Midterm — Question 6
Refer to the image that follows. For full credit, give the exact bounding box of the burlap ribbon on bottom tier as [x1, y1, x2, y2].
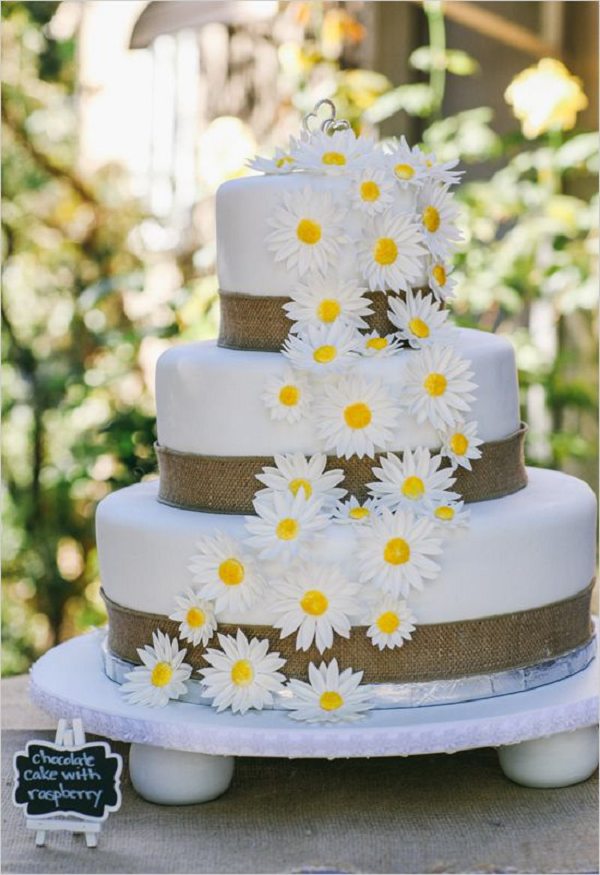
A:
[102, 582, 594, 684]
[156, 424, 527, 514]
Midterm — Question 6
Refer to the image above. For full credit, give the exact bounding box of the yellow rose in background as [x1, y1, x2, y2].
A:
[504, 58, 588, 139]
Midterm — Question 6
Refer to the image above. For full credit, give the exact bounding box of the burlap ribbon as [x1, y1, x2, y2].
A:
[218, 288, 433, 352]
[156, 424, 527, 514]
[102, 582, 594, 684]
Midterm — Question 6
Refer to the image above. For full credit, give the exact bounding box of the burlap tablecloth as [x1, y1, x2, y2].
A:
[2, 675, 598, 875]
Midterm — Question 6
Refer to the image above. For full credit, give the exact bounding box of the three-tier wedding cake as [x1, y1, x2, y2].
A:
[96, 104, 596, 723]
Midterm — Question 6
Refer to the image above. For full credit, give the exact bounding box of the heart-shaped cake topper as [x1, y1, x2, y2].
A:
[302, 99, 350, 136]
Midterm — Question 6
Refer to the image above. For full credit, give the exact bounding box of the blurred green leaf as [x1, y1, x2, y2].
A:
[410, 46, 480, 76]
[363, 83, 435, 123]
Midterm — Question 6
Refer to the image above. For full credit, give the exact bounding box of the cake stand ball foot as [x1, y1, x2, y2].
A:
[498, 725, 599, 788]
[129, 743, 235, 805]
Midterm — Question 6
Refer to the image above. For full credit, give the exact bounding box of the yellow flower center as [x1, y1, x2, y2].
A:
[322, 151, 346, 166]
[319, 690, 344, 711]
[366, 336, 388, 351]
[300, 589, 329, 616]
[432, 264, 447, 286]
[373, 237, 398, 266]
[349, 506, 370, 520]
[344, 402, 372, 430]
[435, 505, 455, 522]
[313, 344, 337, 364]
[218, 558, 245, 586]
[401, 476, 425, 500]
[276, 518, 299, 541]
[426, 159, 433, 168]
[296, 218, 322, 245]
[186, 607, 205, 628]
[289, 478, 312, 499]
[151, 662, 174, 688]
[275, 155, 294, 168]
[423, 206, 441, 233]
[231, 659, 254, 687]
[360, 180, 380, 201]
[450, 432, 469, 455]
[279, 384, 300, 407]
[408, 317, 430, 339]
[394, 163, 415, 180]
[384, 537, 411, 565]
[376, 611, 400, 634]
[424, 372, 447, 396]
[317, 298, 341, 323]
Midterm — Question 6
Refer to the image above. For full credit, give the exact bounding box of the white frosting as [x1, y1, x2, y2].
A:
[216, 173, 427, 295]
[97, 467, 597, 626]
[155, 328, 520, 455]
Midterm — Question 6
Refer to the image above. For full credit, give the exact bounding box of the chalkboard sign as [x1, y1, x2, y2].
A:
[13, 740, 122, 821]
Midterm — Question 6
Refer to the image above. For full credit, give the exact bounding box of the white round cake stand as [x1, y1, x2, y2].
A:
[30, 630, 599, 805]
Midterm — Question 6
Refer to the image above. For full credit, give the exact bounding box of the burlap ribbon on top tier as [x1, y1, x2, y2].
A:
[102, 582, 594, 684]
[155, 424, 527, 514]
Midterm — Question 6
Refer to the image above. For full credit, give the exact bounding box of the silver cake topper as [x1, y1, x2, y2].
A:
[302, 98, 351, 136]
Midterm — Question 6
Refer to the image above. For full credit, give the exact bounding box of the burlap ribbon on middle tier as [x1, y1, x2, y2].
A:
[155, 424, 527, 514]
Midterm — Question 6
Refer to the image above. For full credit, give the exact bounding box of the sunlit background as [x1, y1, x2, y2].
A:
[2, 0, 598, 675]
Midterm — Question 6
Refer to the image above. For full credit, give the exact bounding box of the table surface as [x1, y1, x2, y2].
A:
[2, 674, 598, 875]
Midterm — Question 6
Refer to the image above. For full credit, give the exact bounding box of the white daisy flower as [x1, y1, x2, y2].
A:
[332, 495, 380, 525]
[427, 259, 457, 301]
[199, 629, 287, 715]
[385, 135, 427, 187]
[284, 275, 373, 333]
[291, 128, 374, 173]
[440, 420, 484, 471]
[356, 507, 443, 597]
[271, 561, 363, 654]
[245, 491, 330, 563]
[283, 659, 372, 724]
[429, 499, 471, 532]
[255, 452, 346, 507]
[282, 322, 360, 374]
[188, 533, 265, 613]
[388, 290, 452, 349]
[266, 187, 348, 277]
[360, 331, 402, 357]
[121, 630, 192, 708]
[402, 345, 477, 430]
[261, 369, 312, 424]
[247, 148, 296, 174]
[169, 589, 217, 648]
[349, 166, 396, 215]
[314, 375, 399, 459]
[366, 596, 417, 651]
[368, 448, 458, 513]
[357, 212, 427, 293]
[417, 182, 462, 259]
[423, 152, 463, 186]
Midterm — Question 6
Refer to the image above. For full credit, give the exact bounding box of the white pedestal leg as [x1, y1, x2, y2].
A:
[129, 744, 235, 805]
[498, 725, 599, 788]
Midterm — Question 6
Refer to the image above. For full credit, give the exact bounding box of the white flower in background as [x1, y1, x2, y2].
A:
[291, 128, 374, 173]
[271, 561, 362, 653]
[188, 533, 265, 613]
[357, 212, 427, 293]
[255, 452, 346, 507]
[402, 345, 477, 429]
[121, 630, 192, 708]
[266, 187, 348, 277]
[429, 499, 471, 532]
[385, 136, 427, 187]
[356, 507, 443, 597]
[388, 290, 452, 349]
[422, 152, 463, 186]
[245, 491, 330, 563]
[368, 448, 458, 513]
[349, 166, 396, 215]
[247, 148, 297, 174]
[282, 323, 360, 374]
[427, 259, 457, 301]
[199, 630, 287, 715]
[169, 589, 217, 648]
[314, 375, 399, 459]
[359, 331, 402, 357]
[332, 495, 380, 525]
[440, 420, 483, 471]
[262, 369, 312, 424]
[417, 182, 462, 259]
[366, 596, 417, 651]
[283, 659, 372, 723]
[284, 275, 373, 333]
